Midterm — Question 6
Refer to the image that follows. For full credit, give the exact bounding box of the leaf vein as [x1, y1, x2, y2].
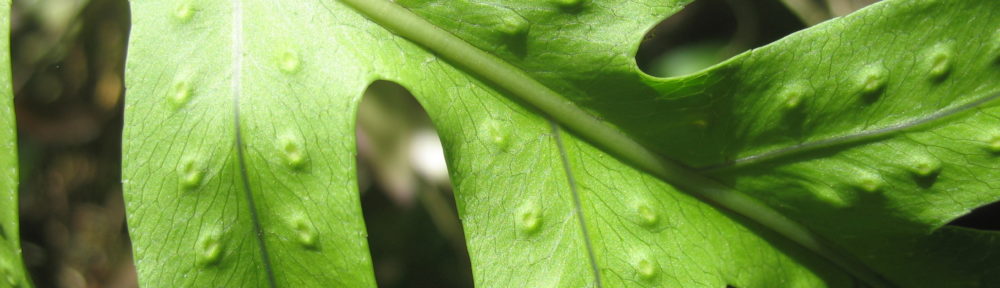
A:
[551, 120, 604, 287]
[230, 0, 277, 286]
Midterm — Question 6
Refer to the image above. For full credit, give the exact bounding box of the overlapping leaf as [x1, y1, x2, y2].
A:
[123, 0, 999, 287]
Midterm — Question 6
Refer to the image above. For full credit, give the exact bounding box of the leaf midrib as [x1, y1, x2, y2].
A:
[335, 0, 893, 287]
[230, 0, 277, 286]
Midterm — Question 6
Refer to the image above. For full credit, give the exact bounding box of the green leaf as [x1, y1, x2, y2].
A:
[122, 0, 999, 287]
[0, 1, 29, 287]
[122, 1, 375, 286]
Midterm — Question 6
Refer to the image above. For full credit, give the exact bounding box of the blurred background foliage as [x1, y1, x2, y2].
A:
[9, 0, 876, 287]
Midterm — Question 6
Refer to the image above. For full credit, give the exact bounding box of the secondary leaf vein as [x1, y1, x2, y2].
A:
[702, 89, 1000, 172]
[551, 120, 604, 287]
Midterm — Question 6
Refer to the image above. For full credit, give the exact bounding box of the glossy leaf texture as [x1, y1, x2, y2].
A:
[0, 1, 28, 287]
[122, 0, 1000, 287]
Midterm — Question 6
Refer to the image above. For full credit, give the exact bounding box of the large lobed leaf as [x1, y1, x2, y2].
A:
[122, 0, 999, 287]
